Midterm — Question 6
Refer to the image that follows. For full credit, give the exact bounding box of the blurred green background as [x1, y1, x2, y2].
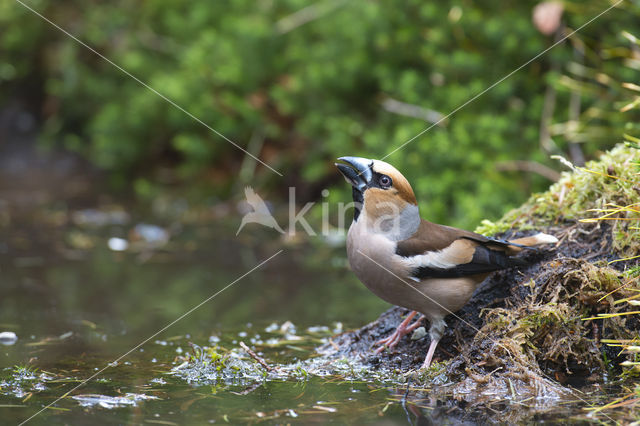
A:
[1, 0, 639, 229]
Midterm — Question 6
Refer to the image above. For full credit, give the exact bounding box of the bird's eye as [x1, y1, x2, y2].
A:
[379, 175, 392, 188]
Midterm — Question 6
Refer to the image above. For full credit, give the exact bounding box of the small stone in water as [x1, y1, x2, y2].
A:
[307, 325, 330, 333]
[265, 323, 279, 333]
[411, 326, 427, 341]
[279, 321, 295, 334]
[0, 331, 17, 345]
[132, 224, 169, 246]
[108, 237, 129, 251]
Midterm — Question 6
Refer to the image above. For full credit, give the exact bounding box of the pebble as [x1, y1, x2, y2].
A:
[410, 326, 427, 341]
[0, 331, 18, 345]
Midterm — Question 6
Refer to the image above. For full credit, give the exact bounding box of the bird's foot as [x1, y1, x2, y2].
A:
[373, 311, 424, 354]
[419, 337, 440, 369]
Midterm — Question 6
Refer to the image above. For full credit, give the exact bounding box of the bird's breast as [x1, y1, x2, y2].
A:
[346, 219, 416, 305]
[346, 219, 481, 320]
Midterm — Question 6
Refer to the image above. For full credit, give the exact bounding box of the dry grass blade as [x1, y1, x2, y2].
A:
[582, 311, 640, 320]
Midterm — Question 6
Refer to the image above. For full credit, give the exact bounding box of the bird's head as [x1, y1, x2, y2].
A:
[336, 156, 419, 239]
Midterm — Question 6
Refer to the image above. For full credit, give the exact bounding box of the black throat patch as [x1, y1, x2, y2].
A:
[351, 187, 363, 221]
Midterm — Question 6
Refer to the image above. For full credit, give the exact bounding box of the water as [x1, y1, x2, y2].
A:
[2, 210, 426, 424]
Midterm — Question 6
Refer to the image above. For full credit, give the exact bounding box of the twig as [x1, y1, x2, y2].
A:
[276, 0, 347, 34]
[539, 27, 564, 154]
[567, 35, 586, 166]
[402, 376, 413, 425]
[328, 338, 339, 351]
[495, 160, 561, 181]
[381, 97, 446, 125]
[230, 382, 263, 396]
[236, 126, 264, 187]
[239, 341, 273, 372]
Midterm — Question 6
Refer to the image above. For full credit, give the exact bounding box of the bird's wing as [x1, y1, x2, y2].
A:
[396, 220, 528, 280]
[244, 186, 271, 214]
[244, 186, 259, 205]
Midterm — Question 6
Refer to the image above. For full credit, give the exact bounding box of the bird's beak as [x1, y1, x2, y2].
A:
[335, 156, 373, 192]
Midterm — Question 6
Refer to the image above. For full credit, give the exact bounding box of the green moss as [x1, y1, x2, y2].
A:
[625, 265, 640, 278]
[481, 299, 598, 372]
[475, 143, 640, 257]
[11, 364, 39, 380]
[474, 219, 514, 236]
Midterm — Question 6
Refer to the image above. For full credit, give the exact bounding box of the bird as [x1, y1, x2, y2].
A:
[236, 186, 285, 235]
[335, 156, 558, 369]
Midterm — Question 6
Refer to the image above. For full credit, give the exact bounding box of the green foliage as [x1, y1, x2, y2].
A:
[2, 0, 640, 227]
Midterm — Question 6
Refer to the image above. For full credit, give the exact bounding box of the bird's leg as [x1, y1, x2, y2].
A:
[420, 337, 440, 369]
[374, 311, 424, 354]
[420, 318, 446, 369]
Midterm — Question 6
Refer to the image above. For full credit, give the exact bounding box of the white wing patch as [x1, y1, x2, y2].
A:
[399, 239, 475, 273]
[531, 232, 559, 244]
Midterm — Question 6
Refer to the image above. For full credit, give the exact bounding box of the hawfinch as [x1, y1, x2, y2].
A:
[335, 156, 558, 369]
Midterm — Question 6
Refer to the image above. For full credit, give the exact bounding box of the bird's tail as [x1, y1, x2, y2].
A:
[236, 219, 247, 236]
[506, 232, 558, 254]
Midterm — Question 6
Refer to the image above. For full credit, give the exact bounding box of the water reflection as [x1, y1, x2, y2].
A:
[1, 212, 403, 423]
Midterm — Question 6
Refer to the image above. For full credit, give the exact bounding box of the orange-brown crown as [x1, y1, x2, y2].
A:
[368, 159, 417, 206]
